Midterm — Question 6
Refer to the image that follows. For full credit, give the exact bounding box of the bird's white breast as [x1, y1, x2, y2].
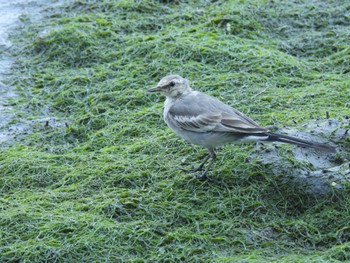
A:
[163, 97, 175, 123]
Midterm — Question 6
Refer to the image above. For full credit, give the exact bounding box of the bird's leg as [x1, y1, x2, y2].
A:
[181, 154, 210, 173]
[196, 148, 217, 180]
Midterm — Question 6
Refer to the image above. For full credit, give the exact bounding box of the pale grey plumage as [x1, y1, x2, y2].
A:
[148, 75, 335, 179]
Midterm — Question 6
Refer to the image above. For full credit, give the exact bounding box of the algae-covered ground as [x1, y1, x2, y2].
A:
[1, 0, 350, 262]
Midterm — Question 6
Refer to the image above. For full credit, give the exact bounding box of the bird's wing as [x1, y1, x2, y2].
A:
[218, 112, 268, 133]
[170, 112, 222, 132]
[168, 91, 268, 134]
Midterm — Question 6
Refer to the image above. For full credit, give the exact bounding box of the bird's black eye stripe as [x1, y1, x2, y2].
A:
[160, 81, 176, 90]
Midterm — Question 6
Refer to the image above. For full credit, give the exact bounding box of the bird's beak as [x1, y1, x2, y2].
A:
[147, 86, 161, 92]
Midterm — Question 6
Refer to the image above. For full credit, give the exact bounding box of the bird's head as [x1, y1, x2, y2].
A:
[148, 75, 191, 98]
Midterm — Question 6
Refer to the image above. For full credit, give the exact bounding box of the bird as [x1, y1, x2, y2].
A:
[148, 75, 336, 179]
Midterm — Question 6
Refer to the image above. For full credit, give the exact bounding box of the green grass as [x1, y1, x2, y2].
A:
[1, 0, 350, 262]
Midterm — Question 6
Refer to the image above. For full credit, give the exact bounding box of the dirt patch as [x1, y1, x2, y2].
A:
[252, 118, 350, 195]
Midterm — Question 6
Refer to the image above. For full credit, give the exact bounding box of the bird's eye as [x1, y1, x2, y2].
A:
[169, 81, 175, 87]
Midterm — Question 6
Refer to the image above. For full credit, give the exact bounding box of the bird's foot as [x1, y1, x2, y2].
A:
[181, 166, 203, 174]
[195, 173, 208, 180]
[195, 173, 218, 183]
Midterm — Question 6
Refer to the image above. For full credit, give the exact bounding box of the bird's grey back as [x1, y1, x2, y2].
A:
[170, 91, 261, 127]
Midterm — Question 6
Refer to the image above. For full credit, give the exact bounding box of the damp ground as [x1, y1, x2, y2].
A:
[252, 118, 350, 195]
[0, 0, 64, 145]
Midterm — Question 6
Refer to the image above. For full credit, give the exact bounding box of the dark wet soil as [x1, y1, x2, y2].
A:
[252, 118, 350, 195]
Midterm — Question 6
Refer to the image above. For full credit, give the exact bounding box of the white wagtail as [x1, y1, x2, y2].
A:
[148, 75, 336, 179]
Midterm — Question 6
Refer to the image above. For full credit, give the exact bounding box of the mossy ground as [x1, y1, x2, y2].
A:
[1, 0, 350, 262]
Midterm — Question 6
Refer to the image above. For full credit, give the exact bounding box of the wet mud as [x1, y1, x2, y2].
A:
[0, 1, 60, 145]
[252, 118, 350, 195]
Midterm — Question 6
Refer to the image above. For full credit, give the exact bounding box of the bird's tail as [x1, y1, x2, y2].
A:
[265, 132, 336, 153]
